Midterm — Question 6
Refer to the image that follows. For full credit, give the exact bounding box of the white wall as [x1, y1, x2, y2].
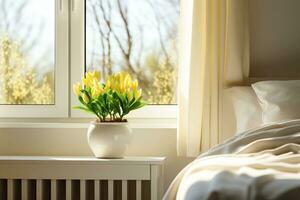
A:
[0, 127, 193, 191]
[250, 0, 300, 78]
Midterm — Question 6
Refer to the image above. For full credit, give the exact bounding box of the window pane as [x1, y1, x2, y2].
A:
[0, 0, 55, 105]
[86, 0, 179, 104]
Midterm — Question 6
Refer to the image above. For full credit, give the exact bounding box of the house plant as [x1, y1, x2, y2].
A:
[73, 71, 146, 158]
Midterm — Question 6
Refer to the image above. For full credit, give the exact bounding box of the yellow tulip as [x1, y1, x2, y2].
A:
[105, 78, 111, 89]
[119, 86, 124, 93]
[91, 70, 101, 81]
[73, 82, 82, 96]
[119, 80, 125, 92]
[124, 74, 132, 89]
[114, 83, 121, 93]
[92, 79, 100, 89]
[102, 72, 137, 94]
[127, 91, 133, 101]
[91, 80, 103, 98]
[135, 89, 142, 98]
[131, 80, 138, 91]
[82, 76, 92, 87]
[116, 72, 123, 82]
[83, 71, 101, 87]
[91, 88, 102, 99]
[81, 93, 90, 104]
[86, 71, 92, 79]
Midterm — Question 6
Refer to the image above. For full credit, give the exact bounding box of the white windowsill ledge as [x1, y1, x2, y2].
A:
[0, 118, 177, 129]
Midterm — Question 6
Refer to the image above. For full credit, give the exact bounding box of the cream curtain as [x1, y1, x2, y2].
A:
[177, 0, 250, 157]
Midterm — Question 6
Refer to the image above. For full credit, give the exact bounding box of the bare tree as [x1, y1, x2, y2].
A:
[92, 2, 107, 76]
[115, 0, 133, 73]
[88, 0, 179, 103]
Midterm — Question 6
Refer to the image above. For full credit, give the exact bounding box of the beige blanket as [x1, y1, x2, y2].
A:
[164, 120, 300, 200]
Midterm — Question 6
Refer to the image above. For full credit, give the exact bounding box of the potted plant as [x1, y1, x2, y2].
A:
[73, 71, 146, 158]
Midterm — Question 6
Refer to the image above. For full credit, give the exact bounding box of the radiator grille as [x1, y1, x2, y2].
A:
[0, 179, 150, 200]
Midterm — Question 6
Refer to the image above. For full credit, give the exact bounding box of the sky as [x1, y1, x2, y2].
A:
[85, 0, 179, 71]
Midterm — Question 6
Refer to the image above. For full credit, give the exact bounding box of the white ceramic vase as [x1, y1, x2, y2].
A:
[87, 121, 132, 158]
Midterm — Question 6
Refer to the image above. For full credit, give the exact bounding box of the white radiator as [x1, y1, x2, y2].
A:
[0, 156, 165, 200]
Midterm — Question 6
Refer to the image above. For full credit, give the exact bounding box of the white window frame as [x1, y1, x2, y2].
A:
[70, 0, 177, 119]
[0, 0, 69, 118]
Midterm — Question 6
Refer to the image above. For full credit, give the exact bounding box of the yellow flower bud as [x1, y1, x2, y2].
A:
[82, 77, 88, 86]
[85, 71, 93, 80]
[131, 80, 138, 91]
[91, 80, 103, 99]
[73, 82, 82, 96]
[83, 71, 101, 87]
[82, 76, 93, 87]
[114, 84, 121, 93]
[81, 93, 90, 104]
[105, 79, 111, 89]
[124, 74, 132, 88]
[135, 89, 142, 98]
[117, 72, 123, 80]
[119, 82, 125, 93]
[127, 91, 133, 101]
[92, 88, 102, 99]
[91, 70, 101, 81]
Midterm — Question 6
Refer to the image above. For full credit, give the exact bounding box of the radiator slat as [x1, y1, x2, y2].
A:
[36, 180, 42, 200]
[108, 180, 114, 200]
[22, 179, 28, 200]
[66, 180, 71, 200]
[94, 180, 100, 200]
[7, 179, 13, 200]
[80, 180, 86, 200]
[122, 180, 127, 200]
[136, 180, 142, 200]
[51, 180, 57, 200]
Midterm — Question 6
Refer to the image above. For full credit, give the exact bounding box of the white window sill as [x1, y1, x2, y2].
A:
[0, 118, 177, 129]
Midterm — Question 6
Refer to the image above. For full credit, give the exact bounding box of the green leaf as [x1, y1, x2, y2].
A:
[72, 106, 94, 114]
[78, 96, 86, 105]
[129, 98, 146, 111]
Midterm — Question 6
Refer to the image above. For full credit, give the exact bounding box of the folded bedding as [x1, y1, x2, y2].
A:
[164, 120, 300, 200]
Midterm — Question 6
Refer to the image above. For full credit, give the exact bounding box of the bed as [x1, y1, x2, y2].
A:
[164, 80, 300, 200]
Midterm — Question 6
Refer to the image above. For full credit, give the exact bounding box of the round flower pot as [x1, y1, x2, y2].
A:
[87, 121, 132, 158]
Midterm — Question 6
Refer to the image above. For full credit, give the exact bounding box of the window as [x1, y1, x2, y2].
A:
[0, 0, 55, 105]
[0, 0, 68, 117]
[85, 0, 179, 105]
[0, 0, 178, 118]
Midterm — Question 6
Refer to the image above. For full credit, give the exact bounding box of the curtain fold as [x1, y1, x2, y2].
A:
[177, 0, 250, 157]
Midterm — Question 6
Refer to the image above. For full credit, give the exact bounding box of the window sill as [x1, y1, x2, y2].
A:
[0, 118, 177, 129]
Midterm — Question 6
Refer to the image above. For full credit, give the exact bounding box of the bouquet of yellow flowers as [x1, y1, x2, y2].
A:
[73, 71, 146, 122]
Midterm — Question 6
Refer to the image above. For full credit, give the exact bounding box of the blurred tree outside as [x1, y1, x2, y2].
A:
[86, 0, 179, 104]
[0, 0, 55, 104]
[0, 36, 54, 104]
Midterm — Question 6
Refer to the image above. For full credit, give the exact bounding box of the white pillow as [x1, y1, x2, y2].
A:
[252, 80, 300, 124]
[226, 87, 263, 134]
